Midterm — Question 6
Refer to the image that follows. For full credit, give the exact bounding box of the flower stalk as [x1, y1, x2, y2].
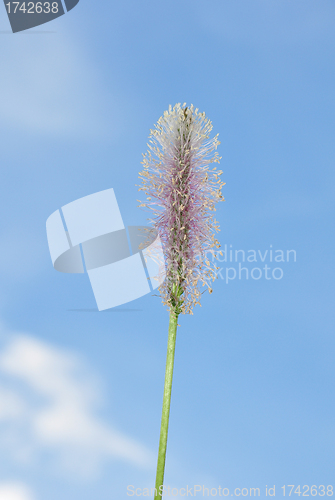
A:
[138, 103, 224, 499]
[154, 309, 178, 500]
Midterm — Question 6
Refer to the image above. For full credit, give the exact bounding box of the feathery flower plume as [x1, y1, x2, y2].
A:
[138, 104, 225, 500]
[138, 103, 225, 315]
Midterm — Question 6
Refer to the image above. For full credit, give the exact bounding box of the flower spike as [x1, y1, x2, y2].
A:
[138, 103, 225, 314]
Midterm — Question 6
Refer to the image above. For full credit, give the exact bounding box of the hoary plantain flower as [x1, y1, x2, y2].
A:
[138, 103, 225, 499]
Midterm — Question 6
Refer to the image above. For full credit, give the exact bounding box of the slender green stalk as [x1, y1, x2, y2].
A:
[154, 310, 179, 500]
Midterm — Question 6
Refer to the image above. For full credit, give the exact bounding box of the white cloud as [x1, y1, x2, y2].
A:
[0, 386, 25, 419]
[0, 483, 35, 500]
[0, 332, 154, 478]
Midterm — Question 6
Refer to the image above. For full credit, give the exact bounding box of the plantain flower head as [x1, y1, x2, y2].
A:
[138, 103, 225, 315]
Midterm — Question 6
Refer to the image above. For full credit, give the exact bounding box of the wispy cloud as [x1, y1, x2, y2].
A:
[0, 330, 154, 479]
[0, 33, 118, 139]
[0, 228, 47, 282]
[0, 482, 35, 500]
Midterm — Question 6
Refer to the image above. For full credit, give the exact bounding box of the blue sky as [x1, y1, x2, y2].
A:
[0, 1, 334, 499]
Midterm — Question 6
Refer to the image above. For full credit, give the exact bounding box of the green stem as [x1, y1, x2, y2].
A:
[154, 309, 179, 500]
